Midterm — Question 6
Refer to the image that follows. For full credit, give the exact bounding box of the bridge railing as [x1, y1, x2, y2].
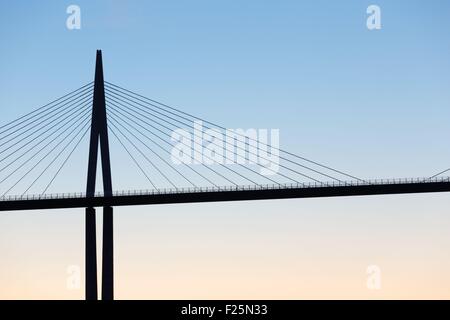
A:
[1, 176, 449, 202]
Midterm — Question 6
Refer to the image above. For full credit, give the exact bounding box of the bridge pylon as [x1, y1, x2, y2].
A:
[85, 50, 114, 300]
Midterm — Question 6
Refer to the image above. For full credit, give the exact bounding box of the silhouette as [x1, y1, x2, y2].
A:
[0, 51, 449, 300]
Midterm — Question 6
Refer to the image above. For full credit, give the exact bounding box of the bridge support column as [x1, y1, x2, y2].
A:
[102, 206, 114, 300]
[85, 207, 98, 300]
[84, 50, 114, 300]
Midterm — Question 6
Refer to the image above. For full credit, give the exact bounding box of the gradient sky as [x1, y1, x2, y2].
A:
[1, 0, 450, 299]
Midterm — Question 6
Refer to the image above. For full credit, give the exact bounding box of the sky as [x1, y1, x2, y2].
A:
[1, 0, 450, 299]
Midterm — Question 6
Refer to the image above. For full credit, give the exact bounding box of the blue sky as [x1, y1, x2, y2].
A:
[1, 1, 450, 299]
[1, 0, 449, 181]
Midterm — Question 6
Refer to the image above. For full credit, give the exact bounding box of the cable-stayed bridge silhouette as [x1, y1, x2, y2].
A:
[1, 51, 449, 300]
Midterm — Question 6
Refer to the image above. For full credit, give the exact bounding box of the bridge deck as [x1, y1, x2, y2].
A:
[1, 177, 449, 211]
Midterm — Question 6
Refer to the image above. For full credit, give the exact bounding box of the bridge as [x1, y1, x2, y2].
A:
[1, 50, 448, 300]
[1, 178, 450, 211]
